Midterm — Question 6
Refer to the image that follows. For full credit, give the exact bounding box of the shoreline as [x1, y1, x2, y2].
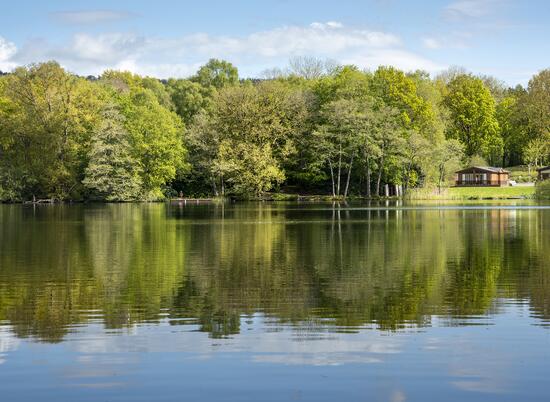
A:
[2, 184, 547, 204]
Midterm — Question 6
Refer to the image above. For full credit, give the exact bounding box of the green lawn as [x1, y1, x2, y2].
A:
[408, 185, 536, 200]
[446, 186, 535, 199]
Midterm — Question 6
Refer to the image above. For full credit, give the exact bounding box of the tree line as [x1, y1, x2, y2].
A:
[0, 58, 549, 201]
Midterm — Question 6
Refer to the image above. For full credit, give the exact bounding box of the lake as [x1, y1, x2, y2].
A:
[1, 202, 549, 402]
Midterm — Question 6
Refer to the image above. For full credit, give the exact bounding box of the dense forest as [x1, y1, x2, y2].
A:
[0, 58, 549, 201]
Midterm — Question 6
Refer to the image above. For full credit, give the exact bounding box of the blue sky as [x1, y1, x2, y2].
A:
[0, 0, 548, 85]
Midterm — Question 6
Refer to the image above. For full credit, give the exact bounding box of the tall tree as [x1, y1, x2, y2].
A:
[314, 66, 371, 106]
[496, 91, 528, 166]
[167, 78, 214, 125]
[0, 61, 102, 201]
[102, 71, 187, 199]
[443, 74, 501, 163]
[429, 139, 465, 193]
[409, 70, 447, 144]
[371, 105, 406, 196]
[371, 66, 435, 137]
[313, 99, 366, 198]
[524, 69, 550, 135]
[82, 105, 143, 201]
[523, 135, 550, 172]
[401, 132, 431, 193]
[142, 77, 175, 111]
[217, 141, 285, 197]
[187, 82, 309, 197]
[192, 59, 239, 89]
[523, 69, 550, 158]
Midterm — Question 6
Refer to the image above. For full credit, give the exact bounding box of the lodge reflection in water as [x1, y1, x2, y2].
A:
[0, 203, 549, 343]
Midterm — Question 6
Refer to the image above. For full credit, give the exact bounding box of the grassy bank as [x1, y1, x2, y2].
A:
[260, 186, 537, 202]
[408, 186, 536, 200]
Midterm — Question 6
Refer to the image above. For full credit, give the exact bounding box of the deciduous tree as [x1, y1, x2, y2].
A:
[443, 74, 502, 163]
[83, 105, 143, 201]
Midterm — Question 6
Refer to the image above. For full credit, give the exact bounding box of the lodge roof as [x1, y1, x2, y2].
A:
[455, 166, 510, 174]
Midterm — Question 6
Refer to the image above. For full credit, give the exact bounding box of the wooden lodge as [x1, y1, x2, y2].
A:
[537, 166, 550, 181]
[455, 166, 510, 187]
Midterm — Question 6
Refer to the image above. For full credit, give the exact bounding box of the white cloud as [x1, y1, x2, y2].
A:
[0, 36, 17, 71]
[5, 22, 444, 78]
[0, 327, 20, 365]
[430, 1, 511, 52]
[344, 49, 445, 73]
[252, 353, 382, 366]
[69, 315, 404, 368]
[444, 0, 502, 20]
[421, 32, 472, 50]
[390, 390, 407, 402]
[67, 33, 147, 63]
[422, 37, 442, 49]
[52, 10, 135, 24]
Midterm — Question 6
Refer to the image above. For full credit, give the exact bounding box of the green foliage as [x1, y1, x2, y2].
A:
[428, 139, 465, 192]
[368, 104, 407, 196]
[192, 58, 239, 89]
[497, 94, 528, 166]
[313, 99, 367, 197]
[508, 166, 537, 183]
[401, 132, 431, 190]
[2, 203, 549, 341]
[409, 71, 447, 143]
[219, 141, 285, 197]
[524, 69, 550, 139]
[122, 90, 186, 199]
[0, 59, 548, 201]
[443, 74, 502, 163]
[535, 180, 550, 199]
[141, 77, 175, 110]
[82, 105, 143, 201]
[313, 66, 371, 105]
[371, 66, 435, 137]
[468, 154, 489, 167]
[101, 71, 187, 200]
[523, 134, 550, 168]
[167, 78, 214, 124]
[0, 62, 103, 201]
[186, 81, 309, 197]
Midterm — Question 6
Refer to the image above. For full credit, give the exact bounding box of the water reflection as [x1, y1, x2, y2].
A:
[1, 203, 550, 401]
[1, 203, 549, 343]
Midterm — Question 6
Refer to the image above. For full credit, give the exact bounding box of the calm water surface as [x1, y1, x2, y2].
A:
[1, 202, 549, 401]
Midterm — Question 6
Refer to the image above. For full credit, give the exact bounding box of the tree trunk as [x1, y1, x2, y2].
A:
[403, 163, 412, 195]
[376, 155, 385, 196]
[336, 144, 342, 196]
[367, 163, 371, 198]
[328, 160, 336, 197]
[344, 154, 354, 199]
[438, 165, 445, 194]
[365, 154, 371, 198]
[212, 178, 219, 197]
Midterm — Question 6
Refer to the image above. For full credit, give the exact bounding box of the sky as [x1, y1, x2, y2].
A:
[0, 0, 549, 85]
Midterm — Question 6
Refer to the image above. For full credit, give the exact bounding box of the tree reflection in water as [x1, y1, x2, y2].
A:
[0, 203, 548, 343]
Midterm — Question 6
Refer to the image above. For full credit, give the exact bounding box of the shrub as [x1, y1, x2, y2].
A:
[535, 180, 550, 200]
